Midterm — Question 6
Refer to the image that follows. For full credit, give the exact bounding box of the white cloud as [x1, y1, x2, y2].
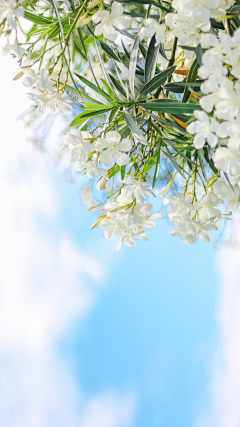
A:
[80, 393, 136, 427]
[0, 57, 136, 427]
[196, 223, 240, 427]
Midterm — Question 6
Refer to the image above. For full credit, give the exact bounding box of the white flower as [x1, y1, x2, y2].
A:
[116, 210, 138, 229]
[200, 32, 231, 59]
[75, 161, 108, 179]
[62, 129, 92, 162]
[198, 50, 228, 85]
[80, 184, 94, 206]
[214, 145, 240, 175]
[227, 28, 240, 78]
[122, 177, 155, 204]
[44, 92, 73, 115]
[116, 230, 147, 251]
[141, 18, 166, 46]
[101, 217, 126, 240]
[92, 3, 130, 42]
[1, 40, 25, 58]
[95, 131, 132, 167]
[200, 78, 222, 113]
[96, 176, 107, 191]
[137, 212, 162, 229]
[166, 191, 192, 219]
[215, 82, 240, 120]
[27, 91, 51, 114]
[23, 69, 54, 94]
[193, 220, 218, 242]
[194, 193, 223, 221]
[170, 215, 197, 245]
[0, 0, 24, 29]
[217, 0, 234, 10]
[165, 12, 200, 46]
[187, 110, 219, 149]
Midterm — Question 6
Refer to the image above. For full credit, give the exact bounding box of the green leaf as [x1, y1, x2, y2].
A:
[203, 146, 218, 174]
[114, 0, 173, 12]
[101, 79, 118, 101]
[163, 147, 186, 179]
[210, 18, 224, 30]
[124, 111, 148, 145]
[164, 80, 202, 93]
[65, 84, 103, 104]
[73, 31, 87, 59]
[159, 43, 167, 60]
[139, 100, 202, 114]
[114, 27, 135, 40]
[84, 34, 95, 48]
[109, 164, 120, 179]
[129, 34, 140, 97]
[108, 74, 127, 98]
[121, 165, 126, 180]
[139, 43, 147, 59]
[197, 151, 207, 181]
[152, 147, 161, 188]
[230, 4, 240, 14]
[70, 107, 114, 127]
[182, 59, 199, 103]
[140, 66, 176, 97]
[109, 107, 118, 124]
[143, 156, 157, 174]
[121, 39, 130, 58]
[50, 0, 65, 39]
[39, 35, 49, 69]
[145, 34, 159, 83]
[95, 41, 112, 89]
[100, 41, 120, 62]
[167, 144, 198, 166]
[124, 11, 160, 18]
[24, 11, 53, 25]
[195, 44, 203, 66]
[74, 73, 113, 102]
[82, 102, 116, 111]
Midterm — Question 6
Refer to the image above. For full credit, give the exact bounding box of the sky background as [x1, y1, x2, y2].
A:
[1, 55, 240, 427]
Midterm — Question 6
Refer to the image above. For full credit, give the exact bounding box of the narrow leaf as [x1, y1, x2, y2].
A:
[145, 34, 159, 83]
[182, 59, 199, 103]
[108, 74, 127, 98]
[163, 147, 186, 178]
[139, 100, 202, 114]
[50, 0, 65, 39]
[124, 111, 148, 145]
[121, 165, 126, 180]
[152, 148, 161, 188]
[74, 73, 113, 102]
[140, 65, 176, 97]
[195, 44, 203, 66]
[129, 34, 140, 97]
[164, 80, 203, 93]
[100, 41, 120, 62]
[70, 107, 114, 127]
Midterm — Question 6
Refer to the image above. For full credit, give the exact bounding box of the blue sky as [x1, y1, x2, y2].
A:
[57, 180, 219, 427]
[1, 55, 240, 427]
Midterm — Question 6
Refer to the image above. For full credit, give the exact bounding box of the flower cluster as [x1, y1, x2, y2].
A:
[1, 0, 240, 249]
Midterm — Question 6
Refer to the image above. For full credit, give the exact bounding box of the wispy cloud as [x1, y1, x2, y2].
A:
[196, 234, 240, 427]
[0, 58, 136, 427]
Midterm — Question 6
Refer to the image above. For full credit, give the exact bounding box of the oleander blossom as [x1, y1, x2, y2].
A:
[1, 0, 239, 250]
[141, 18, 166, 46]
[92, 3, 131, 41]
[62, 129, 92, 163]
[0, 0, 24, 29]
[187, 111, 219, 149]
[96, 131, 133, 167]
